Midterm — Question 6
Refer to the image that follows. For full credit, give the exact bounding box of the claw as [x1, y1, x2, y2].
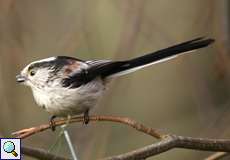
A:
[83, 109, 89, 125]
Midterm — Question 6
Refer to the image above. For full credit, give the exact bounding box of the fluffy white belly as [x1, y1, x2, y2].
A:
[31, 79, 105, 116]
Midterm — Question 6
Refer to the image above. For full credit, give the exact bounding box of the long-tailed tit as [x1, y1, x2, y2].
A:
[16, 37, 214, 130]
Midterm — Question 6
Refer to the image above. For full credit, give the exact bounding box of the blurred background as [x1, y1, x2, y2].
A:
[0, 0, 229, 159]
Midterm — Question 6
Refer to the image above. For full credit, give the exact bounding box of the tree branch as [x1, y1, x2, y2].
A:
[21, 135, 230, 160]
[12, 115, 163, 139]
[14, 115, 230, 160]
[103, 135, 230, 160]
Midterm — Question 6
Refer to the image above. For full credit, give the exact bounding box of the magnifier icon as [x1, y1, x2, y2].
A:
[3, 141, 18, 157]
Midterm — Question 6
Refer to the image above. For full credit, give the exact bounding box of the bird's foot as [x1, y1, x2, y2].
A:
[83, 109, 89, 125]
[49, 115, 57, 131]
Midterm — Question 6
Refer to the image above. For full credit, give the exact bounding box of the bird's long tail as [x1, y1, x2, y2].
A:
[102, 37, 214, 78]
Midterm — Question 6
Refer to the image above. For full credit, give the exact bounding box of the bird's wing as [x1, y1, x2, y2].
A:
[62, 37, 214, 88]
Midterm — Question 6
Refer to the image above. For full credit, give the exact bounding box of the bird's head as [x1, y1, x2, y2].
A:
[16, 56, 86, 90]
[16, 57, 60, 90]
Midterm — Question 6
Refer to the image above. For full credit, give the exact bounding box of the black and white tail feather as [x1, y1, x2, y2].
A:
[63, 37, 214, 88]
[106, 37, 214, 78]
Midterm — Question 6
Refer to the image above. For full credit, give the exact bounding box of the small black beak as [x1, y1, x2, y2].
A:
[16, 74, 26, 83]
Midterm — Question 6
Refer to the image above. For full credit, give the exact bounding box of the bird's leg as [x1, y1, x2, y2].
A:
[83, 109, 89, 125]
[49, 115, 57, 131]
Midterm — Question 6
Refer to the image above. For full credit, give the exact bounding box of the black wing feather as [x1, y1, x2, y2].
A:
[62, 37, 214, 88]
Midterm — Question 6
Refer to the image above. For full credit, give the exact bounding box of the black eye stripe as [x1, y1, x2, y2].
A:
[28, 62, 55, 71]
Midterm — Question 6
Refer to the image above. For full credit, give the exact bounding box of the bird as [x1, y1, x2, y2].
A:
[16, 37, 214, 130]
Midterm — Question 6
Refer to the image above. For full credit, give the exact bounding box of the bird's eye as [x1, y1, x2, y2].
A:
[29, 70, 36, 76]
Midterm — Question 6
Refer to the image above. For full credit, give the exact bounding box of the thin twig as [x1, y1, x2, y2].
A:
[12, 115, 163, 139]
[22, 146, 70, 160]
[205, 152, 230, 160]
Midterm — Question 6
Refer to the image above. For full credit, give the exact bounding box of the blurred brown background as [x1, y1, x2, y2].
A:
[0, 0, 229, 159]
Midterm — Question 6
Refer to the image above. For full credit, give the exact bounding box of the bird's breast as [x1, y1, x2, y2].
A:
[31, 78, 106, 116]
